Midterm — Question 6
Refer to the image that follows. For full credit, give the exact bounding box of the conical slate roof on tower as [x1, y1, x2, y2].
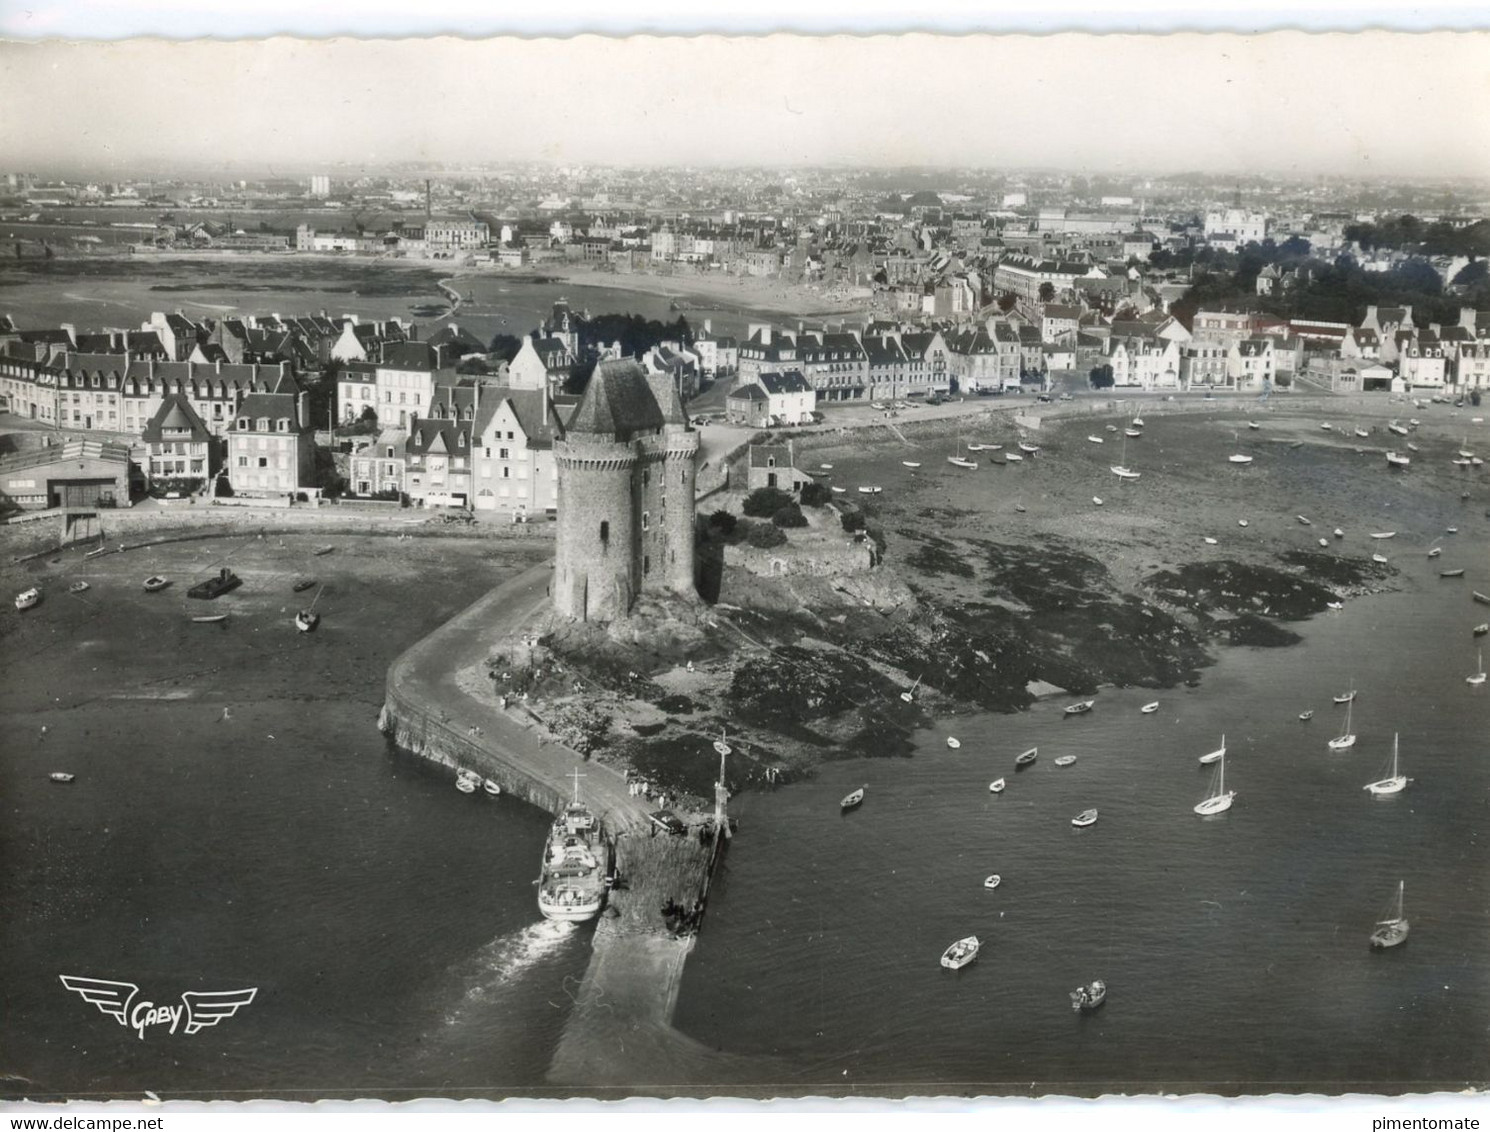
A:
[566, 359, 683, 440]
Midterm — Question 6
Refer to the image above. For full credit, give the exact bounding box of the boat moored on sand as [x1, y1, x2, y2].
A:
[15, 587, 41, 611]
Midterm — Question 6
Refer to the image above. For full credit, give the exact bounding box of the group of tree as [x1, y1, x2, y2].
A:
[486, 313, 695, 397]
[1342, 216, 1490, 259]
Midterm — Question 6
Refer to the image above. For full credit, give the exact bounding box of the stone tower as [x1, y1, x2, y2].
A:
[553, 359, 698, 622]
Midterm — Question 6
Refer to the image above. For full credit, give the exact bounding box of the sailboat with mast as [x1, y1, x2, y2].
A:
[947, 439, 978, 470]
[1194, 753, 1235, 815]
[1363, 733, 1409, 795]
[1328, 695, 1357, 751]
[294, 583, 325, 632]
[1369, 881, 1410, 949]
[1468, 650, 1486, 687]
[1110, 433, 1140, 480]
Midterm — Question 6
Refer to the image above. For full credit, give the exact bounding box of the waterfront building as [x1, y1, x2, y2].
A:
[0, 437, 133, 512]
[0, 353, 58, 422]
[348, 427, 407, 498]
[725, 370, 815, 428]
[403, 414, 473, 508]
[225, 377, 315, 497]
[140, 394, 219, 488]
[1399, 329, 1447, 389]
[745, 443, 814, 493]
[552, 359, 698, 623]
[1227, 338, 1276, 389]
[471, 386, 566, 516]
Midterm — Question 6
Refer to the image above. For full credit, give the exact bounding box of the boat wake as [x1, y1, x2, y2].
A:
[441, 920, 581, 1026]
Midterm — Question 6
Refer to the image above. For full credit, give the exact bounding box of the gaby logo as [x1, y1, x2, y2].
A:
[59, 975, 257, 1040]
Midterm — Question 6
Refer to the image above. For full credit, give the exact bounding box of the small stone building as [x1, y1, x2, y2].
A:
[745, 443, 815, 493]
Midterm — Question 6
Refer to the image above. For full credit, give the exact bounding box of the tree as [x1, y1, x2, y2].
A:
[1452, 260, 1488, 288]
[799, 481, 831, 507]
[772, 503, 807, 528]
[840, 510, 867, 533]
[707, 509, 737, 536]
[1037, 282, 1056, 303]
[997, 293, 1018, 313]
[489, 333, 524, 363]
[746, 522, 787, 549]
[1089, 364, 1115, 390]
[742, 486, 794, 518]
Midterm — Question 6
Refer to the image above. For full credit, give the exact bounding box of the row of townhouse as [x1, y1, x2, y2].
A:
[735, 324, 955, 402]
[347, 383, 570, 513]
[1106, 335, 1277, 391]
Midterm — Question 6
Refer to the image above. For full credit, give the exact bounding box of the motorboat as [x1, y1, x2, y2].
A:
[946, 736, 961, 750]
[187, 567, 241, 600]
[1386, 451, 1410, 468]
[1299, 710, 1314, 721]
[1071, 809, 1098, 828]
[50, 772, 75, 783]
[1364, 734, 1410, 795]
[940, 935, 980, 970]
[984, 874, 1002, 889]
[483, 779, 502, 797]
[988, 778, 1006, 793]
[1140, 702, 1159, 714]
[1475, 624, 1490, 637]
[1198, 735, 1226, 765]
[142, 576, 169, 592]
[68, 581, 90, 595]
[538, 771, 611, 923]
[1334, 689, 1356, 703]
[840, 785, 866, 811]
[15, 587, 41, 611]
[1194, 753, 1236, 815]
[1369, 881, 1410, 949]
[1054, 755, 1077, 767]
[1015, 746, 1038, 767]
[1071, 980, 1108, 1012]
[1064, 700, 1094, 715]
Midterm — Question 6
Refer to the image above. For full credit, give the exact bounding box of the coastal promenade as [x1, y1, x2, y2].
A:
[379, 557, 655, 834]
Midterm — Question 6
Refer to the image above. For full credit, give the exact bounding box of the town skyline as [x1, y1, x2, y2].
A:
[4, 32, 1490, 180]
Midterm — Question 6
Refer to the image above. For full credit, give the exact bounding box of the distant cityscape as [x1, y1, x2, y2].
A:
[2, 164, 1488, 516]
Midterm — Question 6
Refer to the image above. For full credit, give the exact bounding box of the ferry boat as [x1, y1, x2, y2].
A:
[538, 771, 611, 923]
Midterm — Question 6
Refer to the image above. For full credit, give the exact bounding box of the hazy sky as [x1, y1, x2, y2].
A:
[3, 33, 1488, 179]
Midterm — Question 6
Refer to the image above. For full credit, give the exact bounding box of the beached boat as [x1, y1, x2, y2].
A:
[293, 579, 317, 593]
[946, 736, 961, 749]
[50, 771, 75, 783]
[1092, 497, 1104, 506]
[1064, 700, 1094, 715]
[68, 581, 89, 594]
[712, 730, 732, 757]
[1054, 755, 1077, 767]
[191, 613, 228, 624]
[1132, 416, 1145, 427]
[1473, 592, 1490, 606]
[1296, 515, 1313, 526]
[15, 587, 41, 611]
[899, 676, 921, 704]
[1141, 702, 1159, 714]
[1194, 753, 1236, 815]
[1318, 538, 1330, 548]
[1106, 424, 1117, 432]
[84, 545, 110, 560]
[295, 610, 320, 632]
[1299, 710, 1314, 721]
[1370, 531, 1396, 540]
[483, 778, 502, 797]
[988, 778, 1006, 794]
[1447, 526, 1458, 534]
[857, 486, 882, 495]
[1071, 980, 1108, 1012]
[1475, 624, 1490, 637]
[1354, 427, 1370, 439]
[187, 567, 241, 600]
[1428, 547, 1442, 558]
[1371, 553, 1389, 565]
[840, 785, 866, 811]
[1440, 569, 1464, 577]
[1320, 423, 1333, 432]
[1326, 601, 1343, 610]
[902, 461, 922, 469]
[1206, 537, 1220, 546]
[1198, 734, 1226, 765]
[1248, 421, 1261, 430]
[830, 486, 847, 494]
[1005, 453, 1025, 462]
[1110, 435, 1139, 479]
[965, 443, 987, 453]
[1013, 504, 1026, 512]
[1228, 454, 1253, 465]
[1388, 422, 1408, 436]
[1238, 519, 1249, 527]
[1087, 435, 1105, 444]
[1468, 650, 1486, 687]
[1364, 734, 1410, 795]
[1407, 442, 1419, 452]
[1329, 697, 1357, 751]
[1071, 808, 1098, 828]
[984, 874, 1002, 889]
[313, 545, 335, 556]
[940, 935, 980, 970]
[1015, 747, 1038, 768]
[1369, 881, 1410, 949]
[538, 771, 611, 924]
[1334, 528, 1344, 539]
[1124, 428, 1142, 438]
[819, 463, 833, 471]
[1387, 451, 1410, 468]
[455, 773, 477, 794]
[947, 457, 978, 469]
[142, 576, 169, 592]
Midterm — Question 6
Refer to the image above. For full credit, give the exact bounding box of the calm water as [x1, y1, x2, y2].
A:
[676, 576, 1490, 1094]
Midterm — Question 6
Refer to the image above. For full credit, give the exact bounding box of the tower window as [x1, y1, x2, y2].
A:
[600, 520, 609, 545]
[642, 511, 650, 531]
[643, 555, 650, 576]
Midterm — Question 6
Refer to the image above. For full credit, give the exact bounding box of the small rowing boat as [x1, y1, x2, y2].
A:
[1071, 809, 1098, 828]
[1140, 702, 1159, 714]
[1440, 569, 1464, 578]
[1014, 747, 1038, 768]
[1054, 755, 1077, 767]
[191, 613, 228, 624]
[1064, 700, 1094, 715]
[988, 778, 1006, 793]
[841, 785, 866, 811]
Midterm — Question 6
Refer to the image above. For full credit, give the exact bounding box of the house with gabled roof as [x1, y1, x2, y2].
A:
[403, 414, 474, 508]
[726, 370, 815, 428]
[471, 384, 571, 515]
[141, 393, 219, 488]
[348, 427, 408, 499]
[225, 376, 314, 497]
